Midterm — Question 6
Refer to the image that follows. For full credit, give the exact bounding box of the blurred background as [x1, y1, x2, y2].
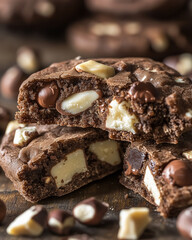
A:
[0, 0, 192, 133]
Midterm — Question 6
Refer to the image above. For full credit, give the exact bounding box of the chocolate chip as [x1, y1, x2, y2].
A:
[128, 82, 158, 103]
[177, 207, 192, 239]
[37, 83, 59, 108]
[162, 160, 192, 187]
[124, 148, 146, 176]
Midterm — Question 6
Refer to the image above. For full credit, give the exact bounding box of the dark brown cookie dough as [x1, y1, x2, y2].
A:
[0, 0, 84, 30]
[68, 16, 192, 59]
[16, 57, 192, 144]
[164, 53, 192, 80]
[120, 131, 192, 217]
[0, 124, 123, 202]
[85, 0, 188, 17]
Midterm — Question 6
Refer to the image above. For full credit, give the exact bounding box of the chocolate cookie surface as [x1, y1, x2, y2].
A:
[85, 0, 188, 17]
[0, 124, 123, 202]
[68, 16, 192, 59]
[16, 57, 192, 144]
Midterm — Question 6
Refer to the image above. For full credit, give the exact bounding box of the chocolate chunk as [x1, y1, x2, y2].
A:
[0, 66, 27, 99]
[162, 160, 192, 187]
[177, 207, 192, 239]
[37, 83, 59, 108]
[124, 148, 146, 176]
[128, 82, 158, 103]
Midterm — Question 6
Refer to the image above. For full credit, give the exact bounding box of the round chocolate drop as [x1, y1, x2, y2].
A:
[177, 207, 192, 239]
[162, 160, 192, 187]
[0, 199, 6, 223]
[37, 83, 59, 108]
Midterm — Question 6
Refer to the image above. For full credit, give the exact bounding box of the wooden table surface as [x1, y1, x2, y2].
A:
[0, 27, 185, 240]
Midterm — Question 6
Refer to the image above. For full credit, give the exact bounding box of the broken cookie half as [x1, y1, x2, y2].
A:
[120, 131, 192, 217]
[0, 123, 123, 202]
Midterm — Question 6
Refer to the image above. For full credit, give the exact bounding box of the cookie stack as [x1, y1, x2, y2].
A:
[68, 0, 192, 60]
[0, 57, 192, 218]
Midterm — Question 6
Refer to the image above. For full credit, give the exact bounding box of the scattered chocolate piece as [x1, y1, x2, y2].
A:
[73, 197, 109, 225]
[48, 209, 75, 235]
[16, 46, 41, 74]
[37, 83, 59, 108]
[117, 208, 151, 240]
[0, 66, 27, 99]
[162, 160, 192, 187]
[0, 199, 6, 223]
[177, 207, 192, 239]
[7, 205, 47, 236]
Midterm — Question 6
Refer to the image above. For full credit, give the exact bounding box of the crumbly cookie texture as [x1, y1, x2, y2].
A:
[120, 131, 192, 217]
[0, 124, 123, 202]
[16, 58, 192, 144]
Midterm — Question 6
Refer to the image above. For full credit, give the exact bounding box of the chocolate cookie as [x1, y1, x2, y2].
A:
[0, 0, 84, 30]
[16, 58, 192, 144]
[68, 16, 192, 58]
[85, 0, 188, 17]
[164, 53, 192, 80]
[0, 123, 123, 202]
[0, 106, 11, 133]
[120, 131, 192, 217]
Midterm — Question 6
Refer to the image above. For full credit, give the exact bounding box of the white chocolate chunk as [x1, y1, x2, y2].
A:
[7, 207, 44, 236]
[51, 149, 87, 188]
[118, 208, 151, 240]
[183, 150, 192, 160]
[73, 204, 95, 222]
[75, 60, 115, 79]
[91, 22, 121, 36]
[61, 90, 100, 114]
[106, 99, 138, 134]
[185, 109, 192, 118]
[89, 140, 121, 166]
[13, 126, 37, 146]
[177, 53, 192, 75]
[5, 120, 26, 135]
[124, 22, 141, 35]
[144, 166, 161, 206]
[175, 77, 186, 83]
[48, 217, 74, 230]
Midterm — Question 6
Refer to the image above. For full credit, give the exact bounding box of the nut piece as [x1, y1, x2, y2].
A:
[56, 90, 101, 115]
[118, 208, 151, 240]
[73, 197, 109, 225]
[7, 205, 47, 236]
[48, 209, 75, 235]
[144, 166, 161, 206]
[75, 60, 115, 79]
[37, 83, 59, 108]
[177, 207, 192, 239]
[106, 98, 138, 134]
[51, 149, 87, 188]
[0, 199, 6, 223]
[89, 140, 121, 166]
[13, 126, 38, 147]
[162, 160, 192, 187]
[0, 66, 27, 99]
[5, 120, 26, 135]
[16, 46, 40, 74]
[185, 109, 192, 118]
